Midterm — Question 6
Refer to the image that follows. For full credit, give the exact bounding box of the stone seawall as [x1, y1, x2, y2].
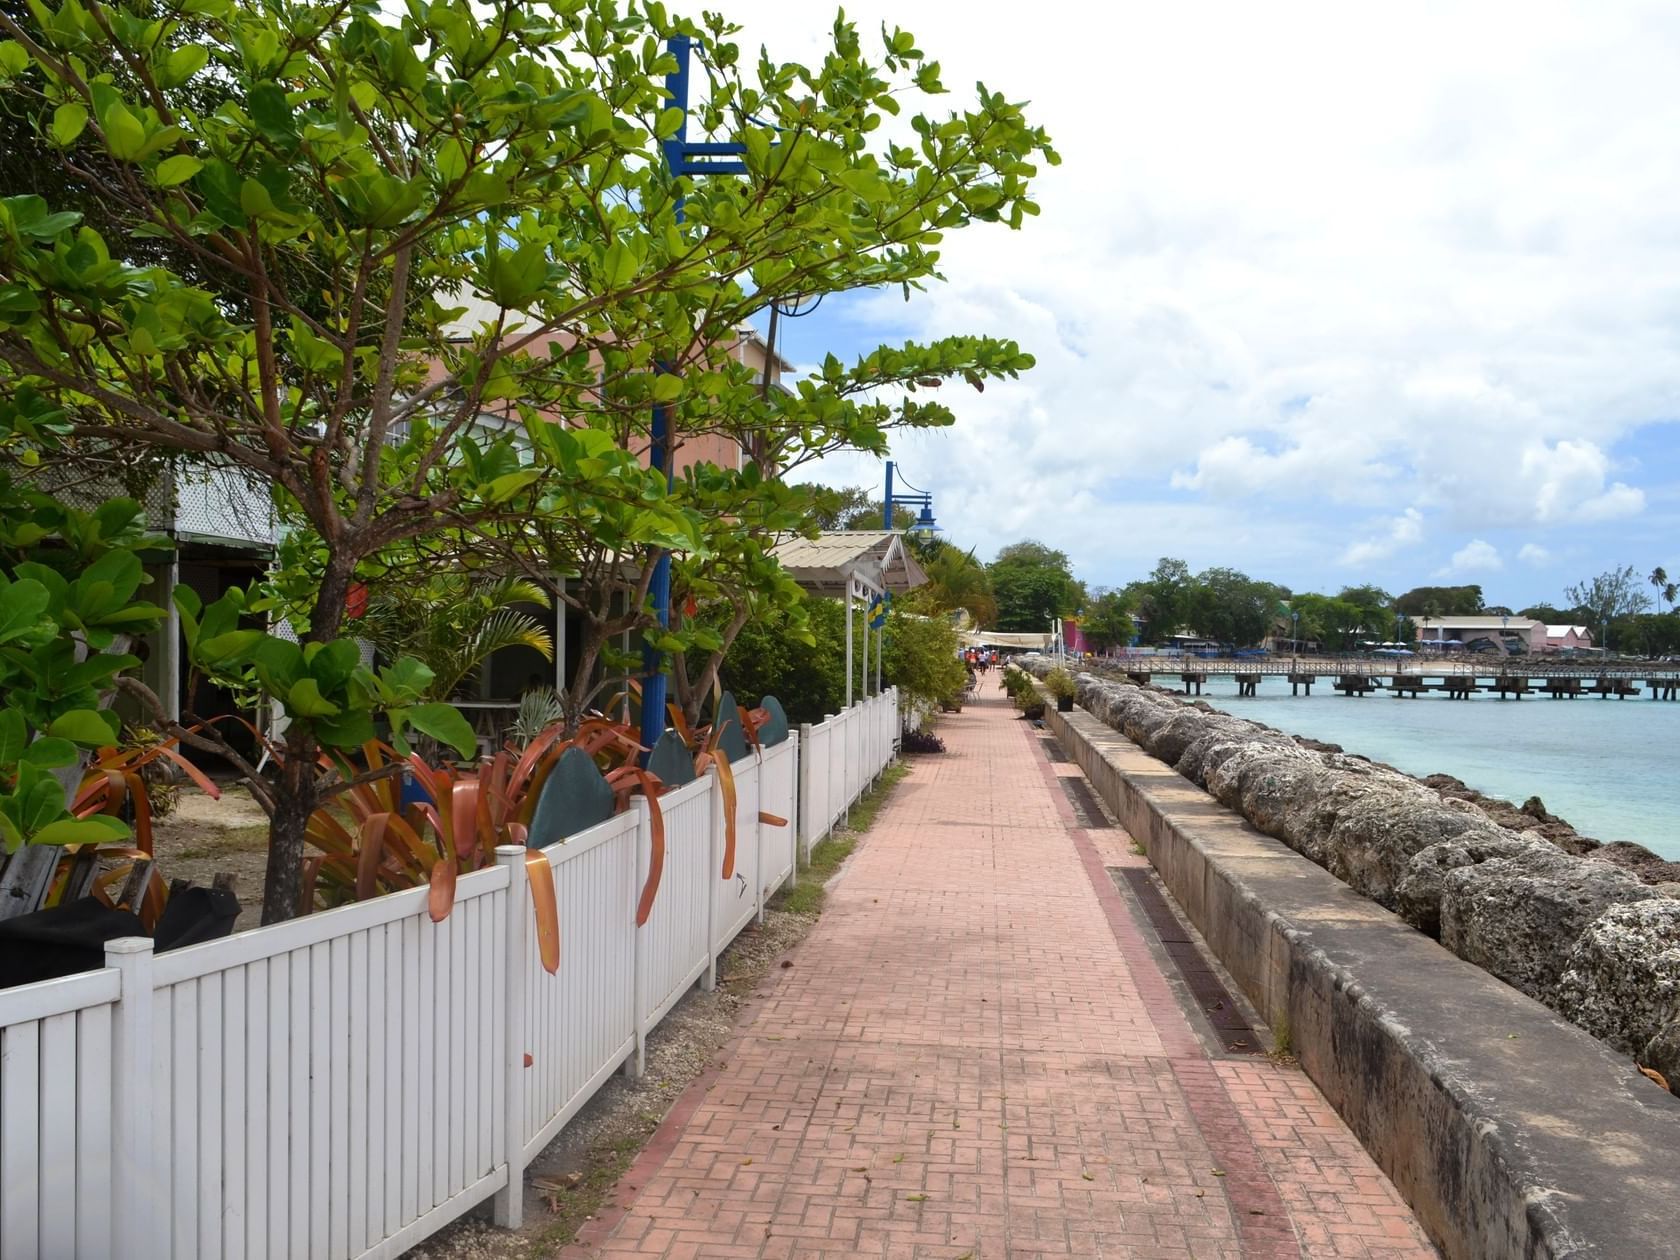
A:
[1022, 660, 1680, 1092]
[1036, 685, 1680, 1260]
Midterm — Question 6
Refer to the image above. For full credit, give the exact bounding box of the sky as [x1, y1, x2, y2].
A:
[714, 0, 1680, 608]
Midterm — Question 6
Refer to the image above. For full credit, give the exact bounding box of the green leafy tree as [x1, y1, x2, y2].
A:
[1394, 585, 1484, 617]
[0, 0, 1053, 920]
[718, 597, 847, 728]
[1186, 567, 1284, 646]
[1617, 612, 1680, 658]
[1288, 592, 1371, 651]
[1336, 585, 1395, 634]
[1132, 557, 1193, 644]
[1566, 566, 1652, 656]
[791, 484, 915, 532]
[903, 541, 996, 628]
[988, 539, 1077, 632]
[880, 605, 965, 712]
[0, 486, 163, 852]
[1520, 603, 1585, 624]
[1079, 588, 1135, 653]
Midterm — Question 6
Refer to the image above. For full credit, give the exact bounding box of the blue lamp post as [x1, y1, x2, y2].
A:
[882, 461, 939, 532]
[639, 36, 749, 757]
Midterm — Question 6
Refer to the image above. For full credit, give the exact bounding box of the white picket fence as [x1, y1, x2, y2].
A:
[796, 687, 900, 853]
[0, 690, 897, 1260]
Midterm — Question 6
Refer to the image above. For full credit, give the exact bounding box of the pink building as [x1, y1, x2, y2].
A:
[1544, 625, 1594, 652]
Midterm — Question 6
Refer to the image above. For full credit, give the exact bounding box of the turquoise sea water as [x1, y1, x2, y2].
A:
[1198, 683, 1680, 860]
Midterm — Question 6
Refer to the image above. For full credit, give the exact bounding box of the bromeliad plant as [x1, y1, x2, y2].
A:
[302, 718, 669, 974]
[665, 695, 783, 885]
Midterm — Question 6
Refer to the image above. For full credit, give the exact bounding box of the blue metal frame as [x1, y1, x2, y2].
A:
[640, 36, 749, 755]
[882, 460, 938, 532]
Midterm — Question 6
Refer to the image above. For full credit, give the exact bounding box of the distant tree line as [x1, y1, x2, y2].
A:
[801, 492, 1680, 657]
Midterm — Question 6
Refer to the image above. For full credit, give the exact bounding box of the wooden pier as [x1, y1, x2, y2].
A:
[1101, 658, 1680, 701]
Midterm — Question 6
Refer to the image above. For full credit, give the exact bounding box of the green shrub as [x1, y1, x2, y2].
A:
[720, 599, 965, 725]
[880, 606, 966, 713]
[719, 599, 847, 727]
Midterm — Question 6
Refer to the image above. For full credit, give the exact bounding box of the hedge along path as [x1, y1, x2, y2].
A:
[565, 676, 1437, 1258]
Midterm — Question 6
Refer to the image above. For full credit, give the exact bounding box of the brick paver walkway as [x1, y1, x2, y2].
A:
[568, 681, 1437, 1258]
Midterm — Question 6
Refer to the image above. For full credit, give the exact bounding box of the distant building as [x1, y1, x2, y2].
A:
[1413, 615, 1547, 652]
[1545, 624, 1595, 652]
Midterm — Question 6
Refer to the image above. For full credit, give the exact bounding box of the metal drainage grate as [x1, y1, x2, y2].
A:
[1059, 776, 1112, 828]
[1120, 868, 1260, 1055]
[1040, 738, 1071, 763]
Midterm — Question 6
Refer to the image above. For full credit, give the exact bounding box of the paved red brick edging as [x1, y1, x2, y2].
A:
[562, 682, 1436, 1258]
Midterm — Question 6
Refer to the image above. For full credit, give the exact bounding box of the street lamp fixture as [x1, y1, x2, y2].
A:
[883, 460, 939, 533]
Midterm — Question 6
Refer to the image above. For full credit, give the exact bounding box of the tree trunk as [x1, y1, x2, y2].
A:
[260, 554, 352, 923]
[563, 620, 607, 736]
[261, 747, 316, 924]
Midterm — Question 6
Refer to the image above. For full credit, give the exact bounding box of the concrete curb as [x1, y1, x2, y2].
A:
[1046, 702, 1680, 1260]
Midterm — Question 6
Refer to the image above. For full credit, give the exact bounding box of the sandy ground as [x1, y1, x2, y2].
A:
[148, 781, 272, 929]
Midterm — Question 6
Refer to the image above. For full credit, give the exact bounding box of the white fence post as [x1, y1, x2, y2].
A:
[106, 937, 158, 1260]
[754, 749, 767, 926]
[492, 846, 528, 1229]
[794, 724, 811, 878]
[629, 796, 650, 1078]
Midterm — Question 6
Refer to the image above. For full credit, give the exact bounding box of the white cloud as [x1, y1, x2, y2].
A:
[731, 0, 1676, 591]
[1520, 441, 1646, 522]
[1518, 543, 1553, 566]
[1340, 508, 1425, 567]
[1439, 539, 1503, 576]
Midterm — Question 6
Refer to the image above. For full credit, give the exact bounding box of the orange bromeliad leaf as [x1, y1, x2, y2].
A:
[524, 849, 560, 975]
[356, 814, 391, 900]
[138, 863, 168, 931]
[428, 855, 458, 923]
[637, 793, 665, 927]
[606, 766, 667, 926]
[450, 779, 480, 863]
[298, 856, 325, 917]
[149, 743, 221, 798]
[713, 751, 738, 880]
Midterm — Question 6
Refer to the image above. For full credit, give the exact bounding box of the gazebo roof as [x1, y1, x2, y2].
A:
[771, 530, 928, 598]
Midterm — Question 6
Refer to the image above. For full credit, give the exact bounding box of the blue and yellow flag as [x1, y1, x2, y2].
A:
[868, 595, 886, 630]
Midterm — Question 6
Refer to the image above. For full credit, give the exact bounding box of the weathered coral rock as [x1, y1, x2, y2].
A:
[1555, 900, 1680, 1056]
[1439, 851, 1658, 1003]
[1396, 833, 1547, 937]
[1590, 841, 1680, 886]
[1421, 774, 1605, 856]
[1175, 721, 1271, 787]
[1143, 709, 1221, 766]
[1324, 785, 1509, 910]
[1641, 1021, 1680, 1094]
[1044, 656, 1680, 1091]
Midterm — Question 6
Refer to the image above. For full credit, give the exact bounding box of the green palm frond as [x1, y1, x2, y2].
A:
[470, 609, 556, 661]
[361, 573, 556, 700]
[430, 610, 554, 700]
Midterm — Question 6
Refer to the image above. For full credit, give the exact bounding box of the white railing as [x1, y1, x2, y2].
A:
[795, 687, 899, 855]
[0, 697, 897, 1260]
